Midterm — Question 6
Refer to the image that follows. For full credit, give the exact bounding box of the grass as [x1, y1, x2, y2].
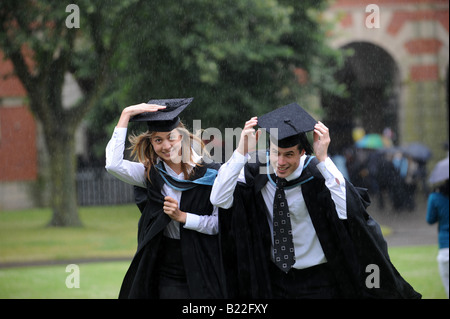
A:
[0, 205, 139, 299]
[0, 261, 129, 299]
[0, 205, 447, 299]
[388, 245, 447, 299]
[0, 205, 140, 264]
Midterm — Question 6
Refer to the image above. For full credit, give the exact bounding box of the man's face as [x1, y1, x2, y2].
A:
[269, 142, 304, 178]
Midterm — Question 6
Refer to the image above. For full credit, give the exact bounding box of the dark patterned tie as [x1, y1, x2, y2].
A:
[273, 177, 295, 273]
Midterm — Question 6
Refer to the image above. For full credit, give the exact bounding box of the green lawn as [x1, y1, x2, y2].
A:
[0, 205, 447, 299]
[0, 261, 129, 299]
[0, 205, 140, 264]
[388, 245, 447, 299]
[0, 205, 139, 299]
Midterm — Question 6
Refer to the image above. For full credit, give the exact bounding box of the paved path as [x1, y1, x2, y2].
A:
[366, 193, 438, 247]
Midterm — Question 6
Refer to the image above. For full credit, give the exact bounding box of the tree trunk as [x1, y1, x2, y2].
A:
[46, 129, 82, 227]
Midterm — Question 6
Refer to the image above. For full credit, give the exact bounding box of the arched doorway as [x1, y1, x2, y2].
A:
[322, 41, 400, 154]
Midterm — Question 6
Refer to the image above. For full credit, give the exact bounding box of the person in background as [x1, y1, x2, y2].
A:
[426, 179, 449, 298]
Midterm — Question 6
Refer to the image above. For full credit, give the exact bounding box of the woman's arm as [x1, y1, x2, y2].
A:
[163, 196, 220, 235]
[116, 103, 166, 128]
[105, 127, 147, 187]
[184, 207, 220, 235]
[105, 103, 166, 187]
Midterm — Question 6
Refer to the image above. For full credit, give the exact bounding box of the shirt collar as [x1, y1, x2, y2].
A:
[285, 154, 306, 181]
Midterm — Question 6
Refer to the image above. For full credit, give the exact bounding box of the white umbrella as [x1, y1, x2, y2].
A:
[428, 157, 449, 184]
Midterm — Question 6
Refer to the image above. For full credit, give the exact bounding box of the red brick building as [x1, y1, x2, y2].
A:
[0, 51, 37, 210]
[324, 0, 448, 157]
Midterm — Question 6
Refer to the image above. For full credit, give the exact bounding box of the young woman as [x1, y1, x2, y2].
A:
[105, 99, 226, 299]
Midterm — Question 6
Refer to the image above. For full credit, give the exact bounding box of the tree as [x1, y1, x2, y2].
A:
[1, 0, 341, 227]
[87, 0, 342, 160]
[0, 0, 142, 226]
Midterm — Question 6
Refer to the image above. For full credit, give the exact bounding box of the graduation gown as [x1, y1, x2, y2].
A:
[119, 161, 227, 299]
[219, 151, 421, 299]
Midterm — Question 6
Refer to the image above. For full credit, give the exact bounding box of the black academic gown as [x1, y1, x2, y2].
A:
[219, 151, 421, 299]
[119, 161, 227, 299]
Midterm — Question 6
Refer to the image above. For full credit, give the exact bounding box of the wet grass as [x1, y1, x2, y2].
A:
[0, 261, 129, 299]
[0, 205, 447, 299]
[0, 205, 140, 264]
[388, 245, 447, 299]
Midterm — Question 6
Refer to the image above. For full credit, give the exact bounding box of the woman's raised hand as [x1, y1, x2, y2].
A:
[117, 103, 166, 128]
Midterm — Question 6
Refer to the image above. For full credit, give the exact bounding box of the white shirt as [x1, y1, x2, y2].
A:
[105, 127, 219, 237]
[210, 150, 347, 269]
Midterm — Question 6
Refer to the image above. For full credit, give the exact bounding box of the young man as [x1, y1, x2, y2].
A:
[212, 102, 421, 299]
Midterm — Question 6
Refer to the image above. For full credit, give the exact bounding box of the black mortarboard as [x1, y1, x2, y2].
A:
[258, 102, 317, 148]
[130, 97, 193, 131]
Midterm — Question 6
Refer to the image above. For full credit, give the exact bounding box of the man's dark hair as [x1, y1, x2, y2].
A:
[270, 133, 313, 155]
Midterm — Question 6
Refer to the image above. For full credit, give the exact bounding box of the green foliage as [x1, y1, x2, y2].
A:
[85, 0, 343, 160]
[0, 1, 344, 222]
[1, 0, 342, 161]
[0, 0, 145, 226]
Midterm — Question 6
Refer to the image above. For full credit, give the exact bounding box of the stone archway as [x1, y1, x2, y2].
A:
[322, 41, 400, 154]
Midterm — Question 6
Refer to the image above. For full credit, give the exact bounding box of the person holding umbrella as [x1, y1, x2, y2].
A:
[426, 156, 449, 297]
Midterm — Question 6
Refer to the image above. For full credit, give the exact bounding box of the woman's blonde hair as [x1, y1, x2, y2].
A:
[128, 121, 207, 182]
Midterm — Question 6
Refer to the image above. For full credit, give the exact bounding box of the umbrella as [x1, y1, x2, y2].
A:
[428, 157, 449, 184]
[355, 134, 384, 149]
[401, 142, 432, 161]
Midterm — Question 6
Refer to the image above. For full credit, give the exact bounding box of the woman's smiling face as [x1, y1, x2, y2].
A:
[150, 129, 183, 163]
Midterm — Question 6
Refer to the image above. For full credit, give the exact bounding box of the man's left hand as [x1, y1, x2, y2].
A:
[313, 121, 330, 162]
